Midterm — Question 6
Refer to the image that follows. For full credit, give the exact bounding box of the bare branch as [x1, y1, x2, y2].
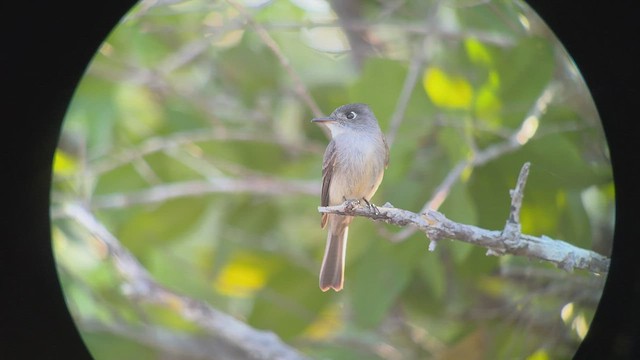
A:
[386, 0, 444, 147]
[392, 83, 558, 241]
[59, 202, 309, 360]
[78, 318, 236, 360]
[385, 42, 428, 147]
[318, 163, 610, 275]
[225, 0, 323, 118]
[258, 21, 515, 47]
[55, 178, 319, 213]
[326, 0, 377, 68]
[499, 162, 529, 247]
[88, 129, 323, 177]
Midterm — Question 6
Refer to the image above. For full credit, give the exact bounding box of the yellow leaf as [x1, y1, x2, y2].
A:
[465, 38, 493, 66]
[302, 303, 343, 340]
[423, 67, 473, 110]
[473, 69, 501, 125]
[475, 85, 502, 125]
[526, 349, 550, 360]
[560, 302, 574, 323]
[214, 253, 269, 297]
[573, 312, 589, 340]
[52, 149, 78, 176]
[115, 84, 164, 140]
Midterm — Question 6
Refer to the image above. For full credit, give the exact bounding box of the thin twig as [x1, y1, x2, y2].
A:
[51, 178, 319, 216]
[225, 0, 323, 118]
[392, 83, 557, 241]
[386, 0, 444, 147]
[88, 129, 323, 176]
[500, 161, 529, 246]
[258, 22, 515, 47]
[78, 318, 231, 359]
[385, 42, 428, 147]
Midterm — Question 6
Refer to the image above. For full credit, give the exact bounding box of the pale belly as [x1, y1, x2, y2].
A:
[328, 141, 385, 205]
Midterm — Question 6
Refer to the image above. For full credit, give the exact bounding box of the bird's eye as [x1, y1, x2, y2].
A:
[346, 111, 357, 120]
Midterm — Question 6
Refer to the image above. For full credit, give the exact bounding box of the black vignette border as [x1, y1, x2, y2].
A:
[525, 1, 640, 359]
[4, 0, 139, 359]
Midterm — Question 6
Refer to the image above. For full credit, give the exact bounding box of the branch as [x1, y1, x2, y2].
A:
[499, 161, 529, 247]
[225, 0, 323, 118]
[318, 163, 610, 275]
[326, 0, 377, 69]
[59, 202, 308, 360]
[392, 83, 558, 241]
[88, 129, 323, 177]
[386, 0, 444, 147]
[51, 178, 319, 217]
[78, 318, 234, 360]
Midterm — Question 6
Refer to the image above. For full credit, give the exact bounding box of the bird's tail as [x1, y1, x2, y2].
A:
[319, 218, 349, 292]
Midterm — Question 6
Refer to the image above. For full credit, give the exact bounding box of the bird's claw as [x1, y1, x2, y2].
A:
[344, 198, 360, 211]
[362, 198, 380, 215]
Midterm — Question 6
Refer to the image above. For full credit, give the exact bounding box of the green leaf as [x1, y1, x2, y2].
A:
[557, 190, 592, 249]
[456, 3, 521, 34]
[217, 36, 280, 105]
[142, 303, 202, 333]
[248, 262, 330, 340]
[114, 21, 171, 68]
[440, 180, 477, 227]
[64, 76, 117, 157]
[114, 84, 165, 142]
[438, 126, 471, 164]
[222, 196, 281, 237]
[94, 163, 150, 195]
[147, 246, 217, 302]
[494, 37, 554, 127]
[417, 252, 445, 300]
[117, 198, 207, 256]
[349, 58, 409, 124]
[458, 246, 500, 280]
[350, 237, 424, 328]
[82, 332, 156, 360]
[523, 134, 603, 189]
[469, 132, 606, 231]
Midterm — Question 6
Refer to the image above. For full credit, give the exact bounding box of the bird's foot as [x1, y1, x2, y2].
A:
[362, 198, 380, 215]
[343, 197, 360, 211]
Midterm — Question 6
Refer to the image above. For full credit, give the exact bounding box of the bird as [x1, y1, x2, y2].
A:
[311, 103, 389, 291]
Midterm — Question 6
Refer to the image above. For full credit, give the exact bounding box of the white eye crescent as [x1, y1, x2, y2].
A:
[346, 111, 357, 120]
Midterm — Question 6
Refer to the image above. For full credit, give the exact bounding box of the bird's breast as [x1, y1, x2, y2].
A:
[329, 134, 385, 203]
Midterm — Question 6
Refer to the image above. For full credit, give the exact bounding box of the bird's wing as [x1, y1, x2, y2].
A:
[320, 140, 337, 228]
[382, 134, 390, 168]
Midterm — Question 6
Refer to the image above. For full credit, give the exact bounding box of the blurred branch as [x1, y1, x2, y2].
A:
[59, 202, 309, 360]
[318, 162, 610, 275]
[52, 178, 319, 215]
[460, 297, 578, 349]
[89, 129, 323, 176]
[386, 0, 444, 147]
[327, 0, 378, 68]
[260, 22, 515, 47]
[225, 0, 323, 118]
[298, 333, 404, 360]
[500, 266, 605, 306]
[79, 318, 235, 360]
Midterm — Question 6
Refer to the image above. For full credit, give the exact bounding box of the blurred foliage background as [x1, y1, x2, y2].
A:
[51, 0, 614, 359]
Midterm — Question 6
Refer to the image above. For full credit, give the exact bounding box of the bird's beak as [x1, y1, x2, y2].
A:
[311, 116, 336, 123]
